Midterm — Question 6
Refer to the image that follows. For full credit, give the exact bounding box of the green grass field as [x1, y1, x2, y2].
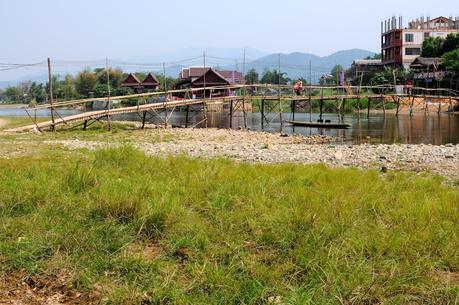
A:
[0, 145, 458, 304]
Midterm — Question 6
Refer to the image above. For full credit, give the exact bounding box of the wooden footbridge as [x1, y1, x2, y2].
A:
[6, 84, 459, 132]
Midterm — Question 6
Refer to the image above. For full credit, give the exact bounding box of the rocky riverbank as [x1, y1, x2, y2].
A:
[44, 128, 459, 179]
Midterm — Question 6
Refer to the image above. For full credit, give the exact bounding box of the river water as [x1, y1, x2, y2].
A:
[1, 108, 458, 145]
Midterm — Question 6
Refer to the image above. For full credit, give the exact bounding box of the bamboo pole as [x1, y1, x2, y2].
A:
[242, 49, 247, 128]
[47, 58, 55, 131]
[106, 57, 112, 131]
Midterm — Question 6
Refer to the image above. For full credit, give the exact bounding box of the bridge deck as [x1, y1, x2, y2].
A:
[7, 96, 239, 132]
[5, 84, 458, 132]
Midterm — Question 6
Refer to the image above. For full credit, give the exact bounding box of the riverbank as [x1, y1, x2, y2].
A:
[0, 103, 28, 109]
[36, 127, 459, 180]
[1, 122, 458, 179]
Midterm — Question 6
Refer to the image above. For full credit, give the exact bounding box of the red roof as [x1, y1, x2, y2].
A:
[121, 73, 141, 87]
[142, 73, 160, 86]
[218, 70, 245, 84]
[191, 68, 230, 86]
[181, 67, 211, 79]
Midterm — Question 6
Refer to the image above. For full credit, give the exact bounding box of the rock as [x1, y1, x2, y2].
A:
[334, 151, 343, 160]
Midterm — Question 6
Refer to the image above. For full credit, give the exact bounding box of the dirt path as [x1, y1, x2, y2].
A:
[0, 118, 9, 129]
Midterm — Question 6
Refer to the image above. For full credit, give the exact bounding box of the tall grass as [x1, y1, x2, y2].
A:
[0, 147, 458, 304]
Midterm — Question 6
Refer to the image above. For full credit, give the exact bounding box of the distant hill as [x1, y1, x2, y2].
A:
[245, 49, 376, 82]
[0, 48, 375, 88]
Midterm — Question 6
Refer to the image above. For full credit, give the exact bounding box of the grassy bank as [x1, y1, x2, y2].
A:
[0, 147, 458, 304]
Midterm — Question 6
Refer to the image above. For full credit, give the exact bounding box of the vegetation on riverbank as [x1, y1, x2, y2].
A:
[0, 145, 458, 304]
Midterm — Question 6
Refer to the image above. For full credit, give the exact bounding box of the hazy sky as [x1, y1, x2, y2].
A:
[1, 0, 458, 62]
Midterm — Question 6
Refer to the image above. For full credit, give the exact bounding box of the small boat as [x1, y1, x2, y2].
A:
[287, 120, 350, 129]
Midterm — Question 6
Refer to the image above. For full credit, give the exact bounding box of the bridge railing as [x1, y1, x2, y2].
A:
[26, 84, 457, 112]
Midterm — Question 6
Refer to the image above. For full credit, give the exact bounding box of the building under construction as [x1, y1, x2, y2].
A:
[381, 16, 459, 68]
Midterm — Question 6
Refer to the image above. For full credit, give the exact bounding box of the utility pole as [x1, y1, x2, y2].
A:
[163, 62, 167, 92]
[278, 53, 284, 132]
[203, 51, 208, 127]
[106, 57, 112, 131]
[242, 48, 247, 128]
[163, 62, 168, 128]
[309, 60, 312, 122]
[47, 57, 55, 131]
[203, 51, 206, 98]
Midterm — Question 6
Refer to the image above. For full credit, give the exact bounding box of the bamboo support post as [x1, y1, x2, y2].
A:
[229, 100, 233, 129]
[185, 105, 190, 128]
[141, 111, 147, 129]
[261, 99, 265, 129]
[367, 97, 371, 118]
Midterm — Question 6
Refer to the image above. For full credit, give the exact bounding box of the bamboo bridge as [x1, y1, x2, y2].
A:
[6, 84, 459, 132]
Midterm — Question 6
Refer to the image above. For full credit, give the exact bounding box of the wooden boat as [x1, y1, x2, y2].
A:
[287, 120, 350, 129]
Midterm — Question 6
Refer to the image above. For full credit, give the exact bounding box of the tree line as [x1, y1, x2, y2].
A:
[0, 69, 176, 105]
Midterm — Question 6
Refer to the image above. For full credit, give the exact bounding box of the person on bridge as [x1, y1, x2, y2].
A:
[293, 80, 303, 95]
[405, 80, 413, 96]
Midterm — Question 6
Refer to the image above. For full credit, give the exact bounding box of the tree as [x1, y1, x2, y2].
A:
[440, 33, 459, 55]
[331, 64, 344, 82]
[260, 69, 290, 84]
[29, 82, 46, 103]
[3, 86, 20, 103]
[45, 75, 63, 100]
[156, 75, 178, 91]
[245, 68, 259, 84]
[421, 37, 444, 57]
[97, 68, 124, 88]
[442, 49, 459, 72]
[370, 67, 407, 86]
[365, 53, 382, 60]
[75, 69, 97, 97]
[62, 74, 76, 100]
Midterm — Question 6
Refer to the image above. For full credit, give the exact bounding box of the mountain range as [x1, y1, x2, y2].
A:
[244, 49, 375, 80]
[0, 48, 375, 89]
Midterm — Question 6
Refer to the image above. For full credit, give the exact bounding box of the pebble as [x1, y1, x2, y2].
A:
[39, 128, 459, 179]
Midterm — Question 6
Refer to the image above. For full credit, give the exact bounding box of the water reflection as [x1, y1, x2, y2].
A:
[115, 111, 459, 145]
[1, 107, 458, 145]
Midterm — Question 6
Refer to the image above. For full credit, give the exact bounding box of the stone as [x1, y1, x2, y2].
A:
[334, 151, 343, 160]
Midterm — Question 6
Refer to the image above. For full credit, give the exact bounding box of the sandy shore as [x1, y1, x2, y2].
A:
[43, 128, 459, 179]
[0, 104, 28, 109]
[0, 118, 8, 128]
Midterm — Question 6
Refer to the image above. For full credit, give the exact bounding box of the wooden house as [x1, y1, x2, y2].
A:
[141, 73, 160, 90]
[217, 70, 246, 85]
[121, 73, 143, 93]
[176, 67, 230, 98]
[410, 57, 446, 83]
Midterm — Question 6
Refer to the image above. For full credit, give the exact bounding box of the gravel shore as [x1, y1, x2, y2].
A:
[44, 128, 459, 179]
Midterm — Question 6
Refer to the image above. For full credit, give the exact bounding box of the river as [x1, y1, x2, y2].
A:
[1, 107, 458, 145]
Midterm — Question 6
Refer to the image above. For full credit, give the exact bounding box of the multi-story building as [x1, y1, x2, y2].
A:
[381, 16, 459, 69]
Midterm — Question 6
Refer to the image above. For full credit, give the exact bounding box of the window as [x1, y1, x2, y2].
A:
[405, 48, 421, 55]
[405, 33, 414, 42]
[395, 32, 400, 39]
[424, 32, 430, 38]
